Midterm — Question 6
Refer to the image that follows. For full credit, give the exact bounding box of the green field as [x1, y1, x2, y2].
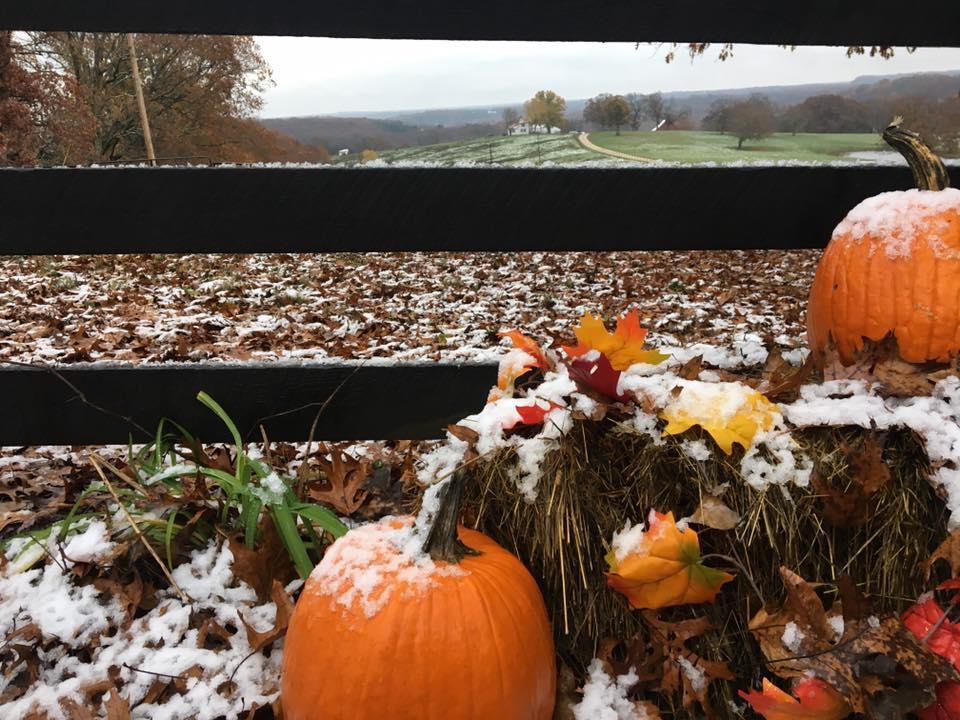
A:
[587, 131, 887, 163]
[380, 133, 610, 166]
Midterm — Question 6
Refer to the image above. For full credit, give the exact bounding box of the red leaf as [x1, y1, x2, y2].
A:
[501, 400, 564, 430]
[903, 598, 960, 671]
[918, 682, 960, 720]
[567, 353, 630, 401]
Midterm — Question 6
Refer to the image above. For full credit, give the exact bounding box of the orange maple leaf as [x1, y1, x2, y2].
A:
[739, 678, 851, 720]
[605, 511, 734, 609]
[492, 330, 549, 401]
[563, 311, 668, 371]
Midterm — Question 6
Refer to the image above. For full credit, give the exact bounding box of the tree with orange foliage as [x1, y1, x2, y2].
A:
[0, 32, 42, 165]
[21, 32, 327, 164]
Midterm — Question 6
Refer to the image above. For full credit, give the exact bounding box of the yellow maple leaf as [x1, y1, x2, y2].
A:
[660, 381, 779, 455]
[605, 511, 734, 609]
[563, 311, 669, 371]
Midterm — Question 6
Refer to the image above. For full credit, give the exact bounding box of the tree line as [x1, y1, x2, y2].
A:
[572, 87, 959, 154]
[0, 31, 330, 167]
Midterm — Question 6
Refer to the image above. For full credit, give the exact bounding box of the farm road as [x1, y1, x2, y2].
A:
[578, 132, 654, 162]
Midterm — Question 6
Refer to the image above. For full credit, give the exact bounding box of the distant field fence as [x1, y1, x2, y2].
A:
[2, 1, 959, 444]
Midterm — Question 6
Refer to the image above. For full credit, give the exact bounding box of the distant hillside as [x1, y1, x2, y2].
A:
[261, 70, 960, 152]
[661, 70, 960, 122]
[261, 116, 498, 154]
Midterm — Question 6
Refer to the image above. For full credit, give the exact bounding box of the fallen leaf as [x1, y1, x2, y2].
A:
[605, 511, 734, 609]
[677, 354, 704, 380]
[660, 381, 779, 454]
[756, 350, 815, 402]
[307, 443, 369, 515]
[751, 567, 959, 714]
[228, 515, 297, 602]
[507, 400, 564, 429]
[918, 682, 960, 720]
[740, 678, 851, 720]
[639, 612, 734, 717]
[240, 580, 295, 652]
[492, 329, 549, 399]
[103, 687, 131, 720]
[688, 496, 740, 531]
[563, 311, 668, 371]
[566, 353, 630, 402]
[903, 597, 960, 672]
[928, 530, 960, 581]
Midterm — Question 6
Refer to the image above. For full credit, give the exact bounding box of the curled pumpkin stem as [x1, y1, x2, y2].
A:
[883, 116, 951, 191]
[423, 469, 480, 563]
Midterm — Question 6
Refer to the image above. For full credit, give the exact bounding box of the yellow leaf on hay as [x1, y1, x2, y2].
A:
[563, 310, 669, 371]
[660, 381, 779, 455]
[605, 511, 734, 609]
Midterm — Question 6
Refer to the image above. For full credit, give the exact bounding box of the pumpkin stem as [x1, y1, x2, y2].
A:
[882, 116, 951, 191]
[422, 469, 480, 564]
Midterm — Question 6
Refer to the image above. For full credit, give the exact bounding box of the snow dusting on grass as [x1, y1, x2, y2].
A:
[1, 540, 283, 719]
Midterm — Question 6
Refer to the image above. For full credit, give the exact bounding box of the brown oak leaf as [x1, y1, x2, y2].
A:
[750, 567, 959, 715]
[307, 443, 369, 515]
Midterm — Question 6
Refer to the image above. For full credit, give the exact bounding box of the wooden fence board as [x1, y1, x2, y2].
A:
[0, 363, 496, 445]
[4, 165, 955, 255]
[3, 0, 959, 45]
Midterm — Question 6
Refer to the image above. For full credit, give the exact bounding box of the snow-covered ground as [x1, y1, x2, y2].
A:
[0, 250, 817, 365]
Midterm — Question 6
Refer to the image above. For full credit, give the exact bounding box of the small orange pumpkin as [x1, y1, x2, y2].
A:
[281, 471, 556, 720]
[807, 118, 960, 365]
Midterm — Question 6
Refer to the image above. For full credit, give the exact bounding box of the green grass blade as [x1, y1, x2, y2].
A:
[289, 502, 348, 539]
[164, 510, 180, 570]
[270, 505, 314, 579]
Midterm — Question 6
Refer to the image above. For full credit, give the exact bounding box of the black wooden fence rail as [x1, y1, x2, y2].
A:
[4, 166, 958, 255]
[3, 2, 959, 444]
[4, 0, 960, 45]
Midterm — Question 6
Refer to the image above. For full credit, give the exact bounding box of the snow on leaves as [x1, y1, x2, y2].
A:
[660, 381, 780, 455]
[605, 511, 734, 610]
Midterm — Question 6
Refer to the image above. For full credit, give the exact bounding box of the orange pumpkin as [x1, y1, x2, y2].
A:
[281, 472, 556, 720]
[807, 118, 960, 365]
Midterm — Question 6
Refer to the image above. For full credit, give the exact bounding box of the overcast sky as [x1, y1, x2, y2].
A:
[255, 39, 960, 118]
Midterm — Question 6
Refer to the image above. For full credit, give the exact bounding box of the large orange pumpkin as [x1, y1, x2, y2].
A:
[807, 118, 960, 365]
[281, 471, 556, 720]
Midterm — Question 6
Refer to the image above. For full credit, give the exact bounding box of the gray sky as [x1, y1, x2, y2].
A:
[255, 39, 960, 118]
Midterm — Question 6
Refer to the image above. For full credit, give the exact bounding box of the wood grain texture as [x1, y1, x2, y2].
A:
[0, 363, 496, 445]
[5, 166, 957, 254]
[2, 0, 959, 44]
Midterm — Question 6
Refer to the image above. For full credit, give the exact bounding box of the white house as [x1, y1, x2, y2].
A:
[507, 121, 562, 136]
[337, 148, 350, 157]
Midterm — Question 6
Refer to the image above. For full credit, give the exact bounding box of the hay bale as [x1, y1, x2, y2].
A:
[461, 419, 946, 712]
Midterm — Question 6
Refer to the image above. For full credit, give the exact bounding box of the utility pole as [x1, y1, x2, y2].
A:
[126, 33, 156, 166]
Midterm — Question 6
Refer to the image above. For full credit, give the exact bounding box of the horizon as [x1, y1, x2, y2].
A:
[256, 39, 960, 118]
[259, 66, 960, 120]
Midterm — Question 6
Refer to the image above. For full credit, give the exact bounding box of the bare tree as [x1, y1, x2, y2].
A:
[624, 92, 646, 130]
[501, 107, 519, 134]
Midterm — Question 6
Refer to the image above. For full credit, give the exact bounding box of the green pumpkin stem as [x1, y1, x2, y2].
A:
[423, 469, 480, 563]
[882, 116, 951, 191]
